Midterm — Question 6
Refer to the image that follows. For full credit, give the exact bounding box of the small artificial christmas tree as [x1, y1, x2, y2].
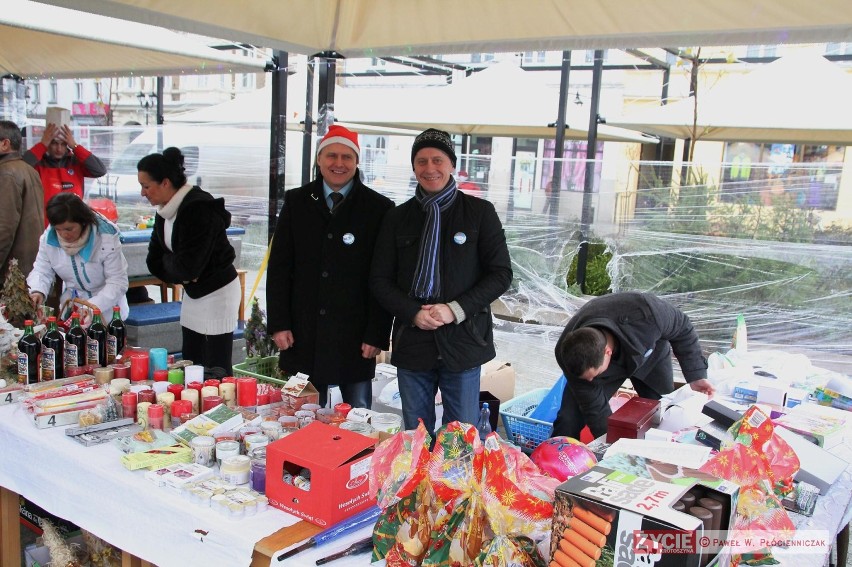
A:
[1, 258, 36, 328]
[245, 298, 277, 358]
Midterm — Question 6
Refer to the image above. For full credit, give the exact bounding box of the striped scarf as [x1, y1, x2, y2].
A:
[410, 178, 459, 301]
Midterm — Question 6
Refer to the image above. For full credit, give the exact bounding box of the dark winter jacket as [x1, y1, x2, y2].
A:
[370, 191, 512, 372]
[266, 174, 394, 385]
[146, 186, 237, 299]
[555, 292, 708, 390]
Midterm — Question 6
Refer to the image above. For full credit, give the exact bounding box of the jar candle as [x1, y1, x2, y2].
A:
[220, 455, 251, 485]
[181, 388, 200, 414]
[149, 348, 168, 375]
[371, 413, 403, 434]
[137, 389, 156, 404]
[236, 377, 257, 407]
[244, 432, 269, 454]
[184, 365, 204, 385]
[250, 447, 267, 493]
[153, 369, 169, 382]
[339, 420, 378, 439]
[301, 403, 322, 413]
[136, 402, 152, 429]
[167, 368, 184, 385]
[201, 385, 219, 400]
[152, 381, 169, 395]
[190, 435, 216, 467]
[167, 383, 184, 398]
[93, 367, 114, 385]
[148, 404, 165, 430]
[260, 420, 283, 441]
[294, 410, 315, 428]
[278, 415, 299, 435]
[128, 352, 149, 382]
[202, 395, 224, 412]
[334, 402, 352, 418]
[121, 392, 138, 422]
[109, 363, 130, 379]
[316, 408, 338, 424]
[170, 399, 192, 428]
[219, 382, 236, 407]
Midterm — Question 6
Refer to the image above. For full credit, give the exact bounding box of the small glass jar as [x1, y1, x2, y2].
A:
[294, 410, 315, 428]
[244, 432, 269, 454]
[215, 440, 240, 467]
[315, 408, 338, 424]
[219, 455, 251, 485]
[339, 420, 378, 439]
[371, 413, 402, 434]
[278, 415, 299, 436]
[250, 447, 267, 494]
[260, 420, 283, 441]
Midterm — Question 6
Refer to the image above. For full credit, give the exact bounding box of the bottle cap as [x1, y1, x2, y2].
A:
[24, 319, 33, 325]
[48, 316, 56, 322]
[482, 402, 489, 409]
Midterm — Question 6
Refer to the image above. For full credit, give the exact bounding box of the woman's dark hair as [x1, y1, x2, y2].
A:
[46, 193, 99, 229]
[136, 146, 187, 188]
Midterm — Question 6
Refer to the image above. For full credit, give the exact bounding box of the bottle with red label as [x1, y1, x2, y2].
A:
[65, 312, 87, 371]
[17, 320, 41, 384]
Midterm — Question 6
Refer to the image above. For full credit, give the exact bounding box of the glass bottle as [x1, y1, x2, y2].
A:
[86, 309, 108, 368]
[477, 402, 492, 441]
[41, 316, 64, 380]
[17, 320, 41, 384]
[106, 306, 126, 364]
[65, 312, 87, 371]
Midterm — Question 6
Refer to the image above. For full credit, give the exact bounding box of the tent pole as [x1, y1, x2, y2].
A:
[301, 58, 315, 185]
[268, 50, 289, 242]
[576, 50, 604, 293]
[155, 76, 164, 152]
[551, 50, 571, 222]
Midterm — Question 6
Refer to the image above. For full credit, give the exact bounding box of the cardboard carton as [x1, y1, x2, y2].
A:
[282, 373, 320, 410]
[553, 463, 738, 567]
[266, 421, 375, 527]
[480, 359, 516, 403]
[46, 106, 71, 129]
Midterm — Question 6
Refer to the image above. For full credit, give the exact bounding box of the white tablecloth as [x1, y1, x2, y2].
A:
[0, 402, 299, 567]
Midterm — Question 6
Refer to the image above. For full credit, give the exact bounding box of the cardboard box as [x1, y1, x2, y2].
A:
[46, 106, 71, 129]
[282, 374, 320, 410]
[480, 359, 516, 403]
[553, 463, 738, 567]
[606, 397, 661, 443]
[266, 421, 374, 527]
[0, 384, 25, 406]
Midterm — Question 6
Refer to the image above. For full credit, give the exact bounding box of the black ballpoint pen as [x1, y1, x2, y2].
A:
[315, 536, 374, 565]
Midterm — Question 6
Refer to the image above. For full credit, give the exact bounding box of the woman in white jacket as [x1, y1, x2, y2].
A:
[28, 193, 130, 320]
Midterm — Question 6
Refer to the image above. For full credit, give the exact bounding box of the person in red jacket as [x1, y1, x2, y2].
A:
[24, 122, 107, 226]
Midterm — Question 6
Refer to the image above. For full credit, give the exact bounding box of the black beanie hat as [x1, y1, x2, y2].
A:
[410, 128, 457, 168]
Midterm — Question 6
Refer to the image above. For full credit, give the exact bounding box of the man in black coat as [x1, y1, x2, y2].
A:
[267, 125, 394, 408]
[552, 292, 714, 439]
[370, 129, 512, 434]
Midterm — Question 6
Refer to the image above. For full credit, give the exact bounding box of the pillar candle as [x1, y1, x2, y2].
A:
[202, 395, 224, 412]
[204, 379, 220, 389]
[184, 365, 204, 385]
[236, 377, 257, 407]
[167, 383, 184, 398]
[167, 368, 185, 385]
[153, 369, 169, 382]
[149, 348, 168, 376]
[109, 378, 130, 395]
[188, 382, 204, 394]
[152, 381, 169, 395]
[93, 367, 114, 385]
[121, 392, 138, 422]
[137, 389, 156, 404]
[109, 363, 130, 379]
[157, 392, 175, 429]
[181, 388, 200, 414]
[219, 382, 236, 407]
[201, 386, 219, 400]
[170, 399, 193, 428]
[136, 402, 152, 429]
[128, 353, 149, 382]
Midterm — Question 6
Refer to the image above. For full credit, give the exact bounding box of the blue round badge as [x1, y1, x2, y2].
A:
[342, 233, 355, 245]
[453, 232, 467, 245]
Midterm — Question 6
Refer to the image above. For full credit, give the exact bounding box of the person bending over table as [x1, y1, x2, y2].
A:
[551, 291, 715, 440]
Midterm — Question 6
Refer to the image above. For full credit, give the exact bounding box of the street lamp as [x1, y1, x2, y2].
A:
[137, 92, 157, 125]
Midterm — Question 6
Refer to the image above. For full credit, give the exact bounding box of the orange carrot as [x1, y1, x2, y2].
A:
[562, 529, 602, 560]
[565, 517, 606, 548]
[573, 506, 612, 535]
[553, 549, 583, 567]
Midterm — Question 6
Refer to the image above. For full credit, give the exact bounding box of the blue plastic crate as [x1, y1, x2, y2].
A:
[499, 388, 554, 452]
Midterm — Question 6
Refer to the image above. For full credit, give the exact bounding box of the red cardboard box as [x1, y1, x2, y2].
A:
[266, 421, 375, 527]
[607, 397, 661, 443]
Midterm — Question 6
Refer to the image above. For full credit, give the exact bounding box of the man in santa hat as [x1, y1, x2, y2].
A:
[267, 125, 395, 409]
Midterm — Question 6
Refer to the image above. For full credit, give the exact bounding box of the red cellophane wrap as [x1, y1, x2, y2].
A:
[371, 421, 435, 566]
[699, 406, 799, 563]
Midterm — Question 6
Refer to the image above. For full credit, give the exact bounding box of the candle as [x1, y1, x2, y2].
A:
[167, 383, 184, 398]
[167, 368, 184, 385]
[269, 388, 283, 403]
[148, 404, 165, 430]
[181, 388, 200, 414]
[170, 399, 193, 428]
[257, 392, 270, 407]
[137, 389, 156, 404]
[157, 392, 175, 429]
[152, 382, 169, 395]
[153, 369, 169, 382]
[222, 377, 236, 384]
[219, 383, 236, 407]
[201, 386, 219, 400]
[204, 379, 220, 389]
[109, 363, 130, 379]
[93, 367, 114, 385]
[188, 382, 204, 394]
[129, 383, 149, 394]
[236, 377, 257, 407]
[184, 365, 204, 385]
[121, 392, 138, 422]
[136, 402, 152, 429]
[149, 347, 168, 376]
[202, 395, 224, 412]
[109, 378, 130, 395]
[128, 352, 149, 382]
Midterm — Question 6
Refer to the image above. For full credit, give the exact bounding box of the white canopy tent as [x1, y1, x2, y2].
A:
[1, 0, 268, 79]
[33, 0, 852, 58]
[609, 53, 852, 145]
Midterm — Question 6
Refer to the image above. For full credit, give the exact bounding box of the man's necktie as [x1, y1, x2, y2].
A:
[330, 192, 344, 212]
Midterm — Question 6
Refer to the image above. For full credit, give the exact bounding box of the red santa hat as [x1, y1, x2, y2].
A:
[317, 125, 360, 160]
